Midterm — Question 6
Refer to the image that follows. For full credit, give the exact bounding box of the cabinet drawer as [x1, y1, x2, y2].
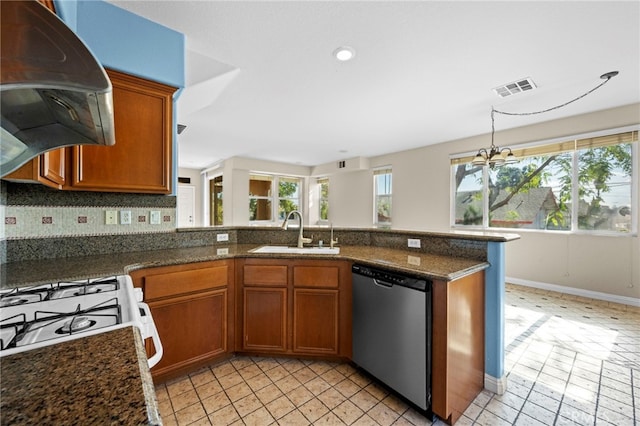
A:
[243, 265, 288, 286]
[145, 266, 228, 300]
[293, 266, 339, 288]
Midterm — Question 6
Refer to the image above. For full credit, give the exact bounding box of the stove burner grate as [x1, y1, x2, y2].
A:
[56, 317, 96, 334]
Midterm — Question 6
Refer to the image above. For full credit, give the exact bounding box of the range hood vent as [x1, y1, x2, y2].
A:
[1, 1, 115, 177]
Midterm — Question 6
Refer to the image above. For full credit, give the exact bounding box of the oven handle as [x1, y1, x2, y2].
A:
[138, 302, 163, 369]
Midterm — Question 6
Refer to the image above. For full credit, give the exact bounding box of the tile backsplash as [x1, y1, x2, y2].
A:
[3, 206, 175, 239]
[1, 182, 177, 240]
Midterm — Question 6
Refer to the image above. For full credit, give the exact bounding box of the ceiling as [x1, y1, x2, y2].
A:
[106, 1, 640, 170]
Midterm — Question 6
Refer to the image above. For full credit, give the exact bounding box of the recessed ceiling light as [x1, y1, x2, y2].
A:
[333, 46, 355, 61]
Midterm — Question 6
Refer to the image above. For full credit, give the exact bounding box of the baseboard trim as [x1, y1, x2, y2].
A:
[506, 277, 640, 308]
[484, 374, 507, 395]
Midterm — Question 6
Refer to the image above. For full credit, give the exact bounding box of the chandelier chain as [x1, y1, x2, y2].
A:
[475, 71, 618, 167]
[493, 74, 615, 117]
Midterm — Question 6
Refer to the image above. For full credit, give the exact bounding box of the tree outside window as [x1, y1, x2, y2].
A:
[452, 130, 636, 233]
[278, 177, 300, 221]
[318, 177, 329, 221]
[374, 168, 392, 226]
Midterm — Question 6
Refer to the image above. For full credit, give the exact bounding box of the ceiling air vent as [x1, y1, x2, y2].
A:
[493, 77, 537, 98]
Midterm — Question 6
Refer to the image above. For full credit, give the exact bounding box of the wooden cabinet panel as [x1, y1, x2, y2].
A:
[3, 148, 66, 189]
[431, 272, 485, 425]
[69, 69, 174, 193]
[145, 265, 229, 300]
[243, 287, 287, 352]
[149, 289, 227, 379]
[243, 265, 288, 286]
[293, 289, 339, 354]
[236, 258, 351, 359]
[293, 265, 339, 288]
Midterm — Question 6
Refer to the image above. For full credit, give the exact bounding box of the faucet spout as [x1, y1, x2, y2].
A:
[282, 210, 311, 248]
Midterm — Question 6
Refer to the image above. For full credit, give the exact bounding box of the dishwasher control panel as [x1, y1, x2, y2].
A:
[352, 264, 430, 292]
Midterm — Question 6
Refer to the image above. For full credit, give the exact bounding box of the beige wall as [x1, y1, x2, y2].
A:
[185, 104, 639, 300]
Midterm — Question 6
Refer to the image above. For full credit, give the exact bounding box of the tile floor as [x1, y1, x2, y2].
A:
[155, 284, 639, 425]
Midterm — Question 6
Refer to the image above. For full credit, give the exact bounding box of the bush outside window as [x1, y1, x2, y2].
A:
[452, 130, 637, 234]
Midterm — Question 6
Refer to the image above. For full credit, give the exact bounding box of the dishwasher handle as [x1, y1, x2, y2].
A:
[372, 278, 394, 288]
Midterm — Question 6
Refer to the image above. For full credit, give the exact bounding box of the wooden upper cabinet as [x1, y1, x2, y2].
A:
[37, 0, 56, 12]
[69, 69, 176, 193]
[3, 148, 66, 189]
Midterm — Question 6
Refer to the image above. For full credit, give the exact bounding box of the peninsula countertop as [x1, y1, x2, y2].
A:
[0, 326, 161, 425]
[1, 243, 490, 288]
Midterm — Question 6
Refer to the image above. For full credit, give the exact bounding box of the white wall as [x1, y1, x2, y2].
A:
[183, 104, 639, 300]
[177, 167, 204, 226]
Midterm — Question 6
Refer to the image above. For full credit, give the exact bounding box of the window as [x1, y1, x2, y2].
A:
[452, 129, 637, 234]
[249, 174, 301, 223]
[374, 167, 392, 226]
[277, 176, 301, 221]
[210, 175, 223, 226]
[318, 177, 329, 222]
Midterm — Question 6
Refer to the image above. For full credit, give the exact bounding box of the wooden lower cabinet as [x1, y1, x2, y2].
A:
[243, 287, 287, 352]
[293, 288, 339, 354]
[236, 258, 352, 359]
[431, 271, 485, 425]
[129, 260, 234, 382]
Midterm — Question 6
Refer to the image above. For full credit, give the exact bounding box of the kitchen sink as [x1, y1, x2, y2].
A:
[250, 245, 340, 254]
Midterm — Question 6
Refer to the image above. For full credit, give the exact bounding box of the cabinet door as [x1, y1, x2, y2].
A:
[149, 289, 227, 378]
[70, 69, 175, 193]
[2, 148, 66, 189]
[40, 148, 66, 186]
[243, 287, 287, 352]
[293, 289, 339, 355]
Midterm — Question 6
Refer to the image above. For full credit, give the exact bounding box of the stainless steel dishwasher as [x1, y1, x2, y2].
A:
[352, 263, 432, 411]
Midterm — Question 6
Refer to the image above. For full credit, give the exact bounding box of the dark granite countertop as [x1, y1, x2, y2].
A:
[1, 243, 489, 288]
[0, 242, 490, 424]
[0, 326, 161, 425]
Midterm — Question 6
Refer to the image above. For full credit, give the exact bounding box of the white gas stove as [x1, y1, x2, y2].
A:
[0, 275, 162, 368]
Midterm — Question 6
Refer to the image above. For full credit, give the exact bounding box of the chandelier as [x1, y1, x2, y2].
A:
[472, 71, 619, 168]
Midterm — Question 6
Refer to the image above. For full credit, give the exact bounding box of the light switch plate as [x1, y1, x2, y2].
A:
[407, 238, 421, 248]
[150, 211, 161, 225]
[105, 210, 117, 225]
[120, 210, 132, 225]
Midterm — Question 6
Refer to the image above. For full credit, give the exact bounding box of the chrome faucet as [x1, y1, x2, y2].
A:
[281, 210, 312, 248]
[330, 223, 338, 249]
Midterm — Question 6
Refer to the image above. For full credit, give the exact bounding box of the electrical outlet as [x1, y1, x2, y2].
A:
[217, 233, 229, 242]
[120, 210, 132, 225]
[408, 238, 421, 248]
[105, 210, 117, 225]
[150, 211, 161, 225]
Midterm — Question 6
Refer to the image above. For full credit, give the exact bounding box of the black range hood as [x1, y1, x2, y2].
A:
[1, 1, 115, 177]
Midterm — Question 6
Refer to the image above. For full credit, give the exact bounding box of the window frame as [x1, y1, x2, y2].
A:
[374, 166, 393, 227]
[450, 126, 638, 236]
[248, 173, 303, 224]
